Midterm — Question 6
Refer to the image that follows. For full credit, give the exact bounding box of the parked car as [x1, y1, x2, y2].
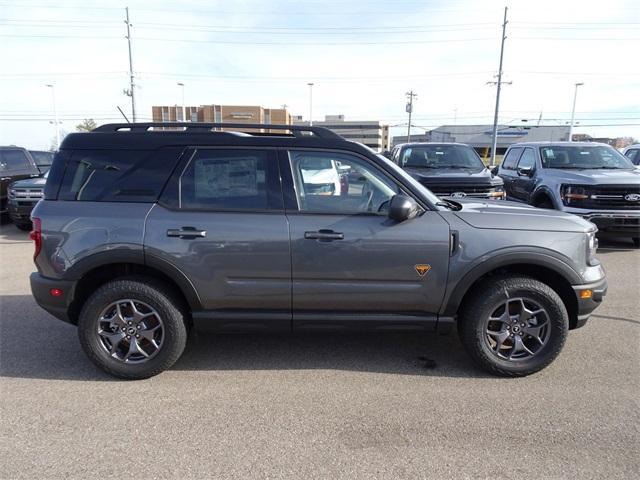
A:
[391, 143, 505, 200]
[622, 144, 640, 168]
[30, 122, 607, 379]
[28, 150, 54, 174]
[0, 146, 41, 216]
[8, 170, 47, 230]
[497, 142, 640, 246]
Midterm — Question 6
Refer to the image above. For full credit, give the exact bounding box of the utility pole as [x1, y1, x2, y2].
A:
[124, 7, 136, 123]
[568, 82, 584, 142]
[45, 84, 60, 149]
[307, 83, 314, 126]
[489, 6, 509, 166]
[177, 82, 185, 121]
[405, 90, 417, 142]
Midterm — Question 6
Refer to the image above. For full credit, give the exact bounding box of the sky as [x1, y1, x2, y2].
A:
[1, 0, 639, 150]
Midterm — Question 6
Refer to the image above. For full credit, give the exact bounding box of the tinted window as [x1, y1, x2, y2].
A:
[517, 148, 536, 170]
[625, 148, 639, 165]
[179, 149, 280, 211]
[501, 147, 523, 170]
[58, 148, 181, 202]
[29, 151, 54, 166]
[0, 149, 31, 171]
[400, 145, 484, 169]
[540, 145, 633, 169]
[289, 151, 399, 214]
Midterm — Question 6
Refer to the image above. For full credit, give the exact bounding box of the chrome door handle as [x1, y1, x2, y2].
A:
[304, 230, 344, 241]
[167, 227, 207, 239]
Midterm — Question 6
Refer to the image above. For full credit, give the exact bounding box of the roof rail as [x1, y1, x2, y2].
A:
[92, 122, 343, 140]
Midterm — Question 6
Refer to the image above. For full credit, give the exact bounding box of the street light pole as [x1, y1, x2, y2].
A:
[124, 7, 136, 122]
[568, 82, 584, 142]
[177, 82, 185, 121]
[307, 83, 314, 126]
[45, 84, 60, 149]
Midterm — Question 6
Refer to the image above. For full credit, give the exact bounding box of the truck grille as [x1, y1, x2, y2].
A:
[425, 184, 495, 198]
[9, 188, 43, 201]
[576, 185, 640, 210]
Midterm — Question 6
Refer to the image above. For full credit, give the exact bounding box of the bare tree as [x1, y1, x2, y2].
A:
[76, 119, 97, 132]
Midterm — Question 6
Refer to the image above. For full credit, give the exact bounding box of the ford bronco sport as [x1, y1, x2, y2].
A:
[30, 123, 607, 379]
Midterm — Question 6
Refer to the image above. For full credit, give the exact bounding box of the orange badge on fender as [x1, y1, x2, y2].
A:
[415, 264, 431, 277]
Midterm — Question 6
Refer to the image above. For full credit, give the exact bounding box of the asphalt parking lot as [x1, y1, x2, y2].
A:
[0, 225, 638, 480]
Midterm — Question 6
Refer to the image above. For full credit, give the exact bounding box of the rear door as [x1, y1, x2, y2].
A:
[281, 149, 451, 331]
[511, 147, 537, 201]
[144, 147, 291, 331]
[498, 147, 523, 200]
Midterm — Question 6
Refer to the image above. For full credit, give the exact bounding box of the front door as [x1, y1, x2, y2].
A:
[281, 149, 451, 330]
[512, 147, 536, 202]
[144, 147, 291, 331]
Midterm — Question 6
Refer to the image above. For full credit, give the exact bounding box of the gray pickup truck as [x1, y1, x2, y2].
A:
[30, 123, 607, 379]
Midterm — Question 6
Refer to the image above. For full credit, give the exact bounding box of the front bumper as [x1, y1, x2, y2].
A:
[561, 207, 640, 237]
[30, 272, 77, 324]
[8, 202, 37, 223]
[571, 276, 608, 329]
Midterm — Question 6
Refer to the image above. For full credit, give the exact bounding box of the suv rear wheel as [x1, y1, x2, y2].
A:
[78, 277, 188, 380]
[458, 276, 568, 377]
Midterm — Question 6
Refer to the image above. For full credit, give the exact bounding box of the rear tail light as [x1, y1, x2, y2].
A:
[30, 217, 42, 260]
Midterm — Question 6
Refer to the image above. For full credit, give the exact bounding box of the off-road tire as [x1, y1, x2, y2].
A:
[458, 275, 569, 377]
[78, 277, 188, 380]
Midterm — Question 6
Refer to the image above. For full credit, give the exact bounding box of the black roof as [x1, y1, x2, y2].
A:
[61, 122, 370, 154]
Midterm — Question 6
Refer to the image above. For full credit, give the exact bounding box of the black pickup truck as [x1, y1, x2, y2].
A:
[0, 146, 41, 216]
[390, 142, 505, 200]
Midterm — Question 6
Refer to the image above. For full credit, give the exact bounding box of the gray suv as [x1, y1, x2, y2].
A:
[30, 123, 607, 379]
[498, 142, 640, 246]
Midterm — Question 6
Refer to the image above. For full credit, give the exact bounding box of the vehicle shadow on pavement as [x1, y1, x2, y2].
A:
[0, 294, 490, 381]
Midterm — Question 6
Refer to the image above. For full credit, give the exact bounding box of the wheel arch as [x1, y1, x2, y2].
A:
[443, 252, 581, 329]
[531, 187, 558, 208]
[66, 255, 202, 325]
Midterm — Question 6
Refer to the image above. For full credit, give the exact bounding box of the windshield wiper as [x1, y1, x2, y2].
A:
[435, 199, 461, 211]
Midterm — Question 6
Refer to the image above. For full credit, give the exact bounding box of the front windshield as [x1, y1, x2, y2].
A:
[29, 151, 54, 166]
[540, 145, 634, 170]
[400, 145, 484, 169]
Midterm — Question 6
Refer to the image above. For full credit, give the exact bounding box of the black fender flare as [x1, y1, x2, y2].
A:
[63, 248, 202, 310]
[530, 186, 558, 208]
[440, 248, 582, 318]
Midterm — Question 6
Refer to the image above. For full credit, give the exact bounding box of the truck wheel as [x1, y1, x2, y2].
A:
[14, 222, 32, 231]
[458, 276, 568, 377]
[78, 277, 188, 380]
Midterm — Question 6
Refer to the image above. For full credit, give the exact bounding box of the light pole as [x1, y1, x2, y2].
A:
[45, 84, 60, 149]
[307, 82, 314, 126]
[568, 82, 584, 142]
[405, 90, 417, 142]
[177, 82, 185, 121]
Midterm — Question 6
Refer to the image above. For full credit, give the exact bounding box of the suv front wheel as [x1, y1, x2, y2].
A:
[78, 277, 188, 380]
[458, 276, 569, 377]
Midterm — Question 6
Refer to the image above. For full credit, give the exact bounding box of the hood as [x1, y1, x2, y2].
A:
[9, 176, 46, 189]
[405, 166, 503, 186]
[452, 199, 594, 233]
[545, 168, 640, 185]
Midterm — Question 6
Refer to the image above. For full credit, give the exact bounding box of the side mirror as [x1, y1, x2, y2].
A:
[489, 165, 499, 175]
[382, 150, 392, 159]
[517, 166, 533, 176]
[388, 194, 420, 222]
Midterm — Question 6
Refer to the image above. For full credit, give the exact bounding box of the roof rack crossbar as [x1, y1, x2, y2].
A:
[92, 122, 342, 140]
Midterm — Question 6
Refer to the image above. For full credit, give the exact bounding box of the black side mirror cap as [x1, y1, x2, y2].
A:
[388, 194, 420, 222]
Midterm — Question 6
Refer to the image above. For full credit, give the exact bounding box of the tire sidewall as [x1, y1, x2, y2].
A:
[78, 279, 187, 379]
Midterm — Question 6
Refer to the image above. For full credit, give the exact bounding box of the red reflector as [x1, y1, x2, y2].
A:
[50, 288, 63, 297]
[31, 217, 42, 260]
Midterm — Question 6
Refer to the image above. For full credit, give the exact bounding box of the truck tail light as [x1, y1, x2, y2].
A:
[30, 217, 42, 260]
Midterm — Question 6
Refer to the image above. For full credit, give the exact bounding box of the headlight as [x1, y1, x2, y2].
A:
[488, 186, 505, 199]
[586, 231, 598, 266]
[561, 185, 590, 204]
[8, 189, 16, 199]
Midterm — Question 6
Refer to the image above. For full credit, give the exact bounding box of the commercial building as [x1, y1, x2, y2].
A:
[294, 115, 390, 152]
[393, 124, 571, 160]
[151, 104, 292, 132]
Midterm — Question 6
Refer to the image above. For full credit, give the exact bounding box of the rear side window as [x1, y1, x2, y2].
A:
[501, 147, 523, 170]
[58, 148, 181, 202]
[175, 149, 281, 211]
